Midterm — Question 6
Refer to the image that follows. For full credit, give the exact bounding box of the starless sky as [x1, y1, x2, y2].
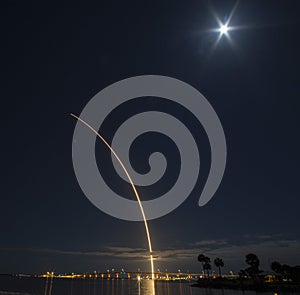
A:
[1, 0, 300, 274]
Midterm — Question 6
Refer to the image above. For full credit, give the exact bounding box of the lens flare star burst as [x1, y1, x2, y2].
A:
[219, 24, 229, 35]
[202, 0, 241, 60]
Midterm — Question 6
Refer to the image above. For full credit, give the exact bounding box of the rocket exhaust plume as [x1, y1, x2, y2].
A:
[70, 113, 155, 280]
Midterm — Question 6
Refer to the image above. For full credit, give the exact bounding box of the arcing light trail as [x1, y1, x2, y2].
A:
[70, 113, 155, 280]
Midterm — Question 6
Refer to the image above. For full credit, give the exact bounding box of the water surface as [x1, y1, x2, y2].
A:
[0, 277, 298, 295]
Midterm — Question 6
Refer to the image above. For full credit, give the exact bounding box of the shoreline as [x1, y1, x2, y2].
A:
[191, 281, 300, 293]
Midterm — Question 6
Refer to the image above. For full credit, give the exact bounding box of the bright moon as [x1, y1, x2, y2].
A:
[219, 24, 228, 35]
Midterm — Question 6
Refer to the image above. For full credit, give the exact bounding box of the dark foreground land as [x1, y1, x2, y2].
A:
[192, 278, 300, 293]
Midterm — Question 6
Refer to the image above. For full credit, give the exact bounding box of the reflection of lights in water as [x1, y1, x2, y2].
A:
[43, 272, 54, 295]
[43, 276, 48, 295]
[137, 279, 155, 295]
[71, 114, 155, 280]
[151, 280, 155, 295]
[42, 277, 203, 295]
[48, 275, 53, 295]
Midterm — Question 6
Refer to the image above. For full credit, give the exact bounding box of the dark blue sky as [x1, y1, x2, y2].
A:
[1, 0, 300, 274]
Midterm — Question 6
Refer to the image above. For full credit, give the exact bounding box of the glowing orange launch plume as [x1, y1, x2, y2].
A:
[70, 113, 155, 279]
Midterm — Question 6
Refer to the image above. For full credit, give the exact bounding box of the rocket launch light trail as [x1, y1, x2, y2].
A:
[70, 113, 155, 280]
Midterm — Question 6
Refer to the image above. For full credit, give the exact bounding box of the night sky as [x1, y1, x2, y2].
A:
[1, 0, 300, 275]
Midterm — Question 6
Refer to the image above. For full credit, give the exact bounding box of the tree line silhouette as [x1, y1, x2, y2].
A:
[197, 252, 300, 284]
[197, 254, 224, 276]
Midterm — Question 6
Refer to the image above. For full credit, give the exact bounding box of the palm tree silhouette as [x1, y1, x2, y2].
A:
[198, 254, 207, 273]
[198, 254, 211, 277]
[271, 261, 283, 273]
[245, 253, 261, 278]
[214, 257, 224, 276]
[203, 261, 211, 277]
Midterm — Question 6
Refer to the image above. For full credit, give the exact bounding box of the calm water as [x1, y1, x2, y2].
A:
[0, 277, 299, 295]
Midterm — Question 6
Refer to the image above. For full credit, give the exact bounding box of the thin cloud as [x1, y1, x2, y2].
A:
[1, 236, 299, 271]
